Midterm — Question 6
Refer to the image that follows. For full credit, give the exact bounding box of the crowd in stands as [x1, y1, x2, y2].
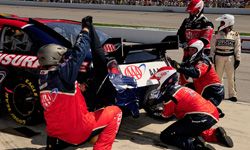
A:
[36, 0, 250, 8]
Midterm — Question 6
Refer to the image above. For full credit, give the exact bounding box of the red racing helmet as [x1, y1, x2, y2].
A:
[186, 0, 204, 15]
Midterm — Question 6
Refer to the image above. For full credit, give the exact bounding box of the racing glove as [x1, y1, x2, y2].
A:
[179, 42, 188, 49]
[234, 60, 240, 70]
[81, 16, 93, 29]
[166, 57, 180, 70]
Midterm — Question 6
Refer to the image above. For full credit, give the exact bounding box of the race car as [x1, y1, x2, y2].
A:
[0, 14, 178, 125]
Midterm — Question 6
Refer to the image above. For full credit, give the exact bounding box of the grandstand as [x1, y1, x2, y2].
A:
[36, 0, 249, 8]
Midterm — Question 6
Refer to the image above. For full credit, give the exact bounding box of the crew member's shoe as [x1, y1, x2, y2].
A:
[46, 136, 72, 150]
[217, 107, 225, 118]
[194, 136, 216, 150]
[228, 97, 238, 102]
[215, 127, 234, 147]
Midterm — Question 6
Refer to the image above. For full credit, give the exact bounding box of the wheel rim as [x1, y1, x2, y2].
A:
[144, 89, 163, 115]
[12, 83, 36, 117]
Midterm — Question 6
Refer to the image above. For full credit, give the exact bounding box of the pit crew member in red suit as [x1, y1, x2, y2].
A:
[151, 66, 233, 150]
[168, 39, 225, 118]
[177, 0, 214, 58]
[177, 0, 214, 86]
[37, 16, 122, 150]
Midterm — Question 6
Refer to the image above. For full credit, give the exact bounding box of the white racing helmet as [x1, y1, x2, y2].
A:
[188, 39, 204, 62]
[216, 14, 235, 31]
[150, 66, 178, 93]
[37, 44, 68, 66]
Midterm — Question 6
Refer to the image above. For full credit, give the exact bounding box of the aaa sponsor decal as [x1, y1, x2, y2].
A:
[41, 88, 58, 110]
[103, 43, 116, 53]
[0, 53, 39, 68]
[124, 64, 146, 80]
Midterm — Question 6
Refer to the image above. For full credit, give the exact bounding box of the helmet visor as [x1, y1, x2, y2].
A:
[187, 47, 198, 57]
[220, 21, 225, 26]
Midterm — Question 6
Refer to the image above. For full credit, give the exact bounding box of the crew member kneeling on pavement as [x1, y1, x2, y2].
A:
[37, 16, 122, 150]
[151, 66, 233, 150]
[167, 39, 225, 118]
[211, 14, 241, 102]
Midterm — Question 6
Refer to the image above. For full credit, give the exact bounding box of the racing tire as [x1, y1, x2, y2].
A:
[142, 85, 166, 120]
[2, 75, 43, 125]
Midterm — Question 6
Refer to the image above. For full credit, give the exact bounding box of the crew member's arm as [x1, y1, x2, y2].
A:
[234, 32, 241, 69]
[199, 21, 214, 47]
[58, 27, 90, 84]
[162, 100, 176, 118]
[178, 73, 190, 86]
[177, 19, 187, 45]
[167, 57, 199, 78]
[210, 34, 216, 61]
[177, 61, 209, 78]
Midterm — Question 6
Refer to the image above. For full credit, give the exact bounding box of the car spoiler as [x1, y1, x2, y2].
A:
[102, 35, 179, 63]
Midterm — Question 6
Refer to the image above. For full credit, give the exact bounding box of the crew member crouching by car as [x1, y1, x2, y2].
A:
[167, 39, 225, 118]
[151, 66, 233, 150]
[37, 16, 122, 150]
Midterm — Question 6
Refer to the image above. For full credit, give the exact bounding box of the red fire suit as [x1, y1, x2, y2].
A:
[177, 14, 214, 57]
[160, 86, 220, 149]
[39, 30, 122, 150]
[177, 56, 224, 106]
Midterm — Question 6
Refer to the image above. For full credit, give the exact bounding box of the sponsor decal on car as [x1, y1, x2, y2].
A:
[0, 53, 39, 68]
[120, 61, 166, 87]
[103, 43, 116, 53]
[149, 68, 158, 77]
[124, 64, 145, 80]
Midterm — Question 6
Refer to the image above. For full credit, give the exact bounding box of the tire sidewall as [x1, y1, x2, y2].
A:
[3, 75, 43, 125]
